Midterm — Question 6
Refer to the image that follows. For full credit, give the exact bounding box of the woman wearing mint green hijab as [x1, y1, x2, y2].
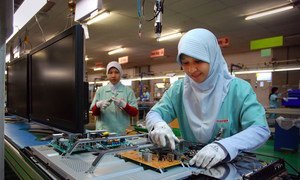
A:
[146, 28, 270, 169]
[90, 61, 138, 135]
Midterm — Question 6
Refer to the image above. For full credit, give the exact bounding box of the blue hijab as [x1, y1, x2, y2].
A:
[177, 28, 234, 143]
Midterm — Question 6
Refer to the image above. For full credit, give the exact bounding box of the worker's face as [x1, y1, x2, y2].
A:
[181, 54, 210, 83]
[107, 67, 121, 85]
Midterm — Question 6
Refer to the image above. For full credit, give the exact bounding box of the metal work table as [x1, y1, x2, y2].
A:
[4, 120, 52, 179]
[266, 108, 300, 115]
[4, 120, 289, 179]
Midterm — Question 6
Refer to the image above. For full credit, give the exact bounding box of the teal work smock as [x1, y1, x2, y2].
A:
[269, 94, 280, 108]
[90, 83, 138, 135]
[150, 78, 268, 143]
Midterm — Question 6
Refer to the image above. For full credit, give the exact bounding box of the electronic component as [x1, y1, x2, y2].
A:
[117, 141, 206, 173]
[118, 149, 183, 173]
[49, 131, 145, 155]
[243, 158, 287, 180]
[29, 137, 294, 179]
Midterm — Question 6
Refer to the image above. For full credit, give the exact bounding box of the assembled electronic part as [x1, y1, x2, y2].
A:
[243, 159, 287, 180]
[49, 132, 148, 156]
[118, 149, 184, 173]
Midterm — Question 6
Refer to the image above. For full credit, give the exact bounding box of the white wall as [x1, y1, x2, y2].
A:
[151, 62, 181, 74]
[224, 51, 272, 107]
[224, 51, 271, 67]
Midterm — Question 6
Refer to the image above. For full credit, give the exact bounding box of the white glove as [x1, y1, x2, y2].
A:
[149, 122, 180, 150]
[96, 100, 110, 109]
[189, 143, 227, 169]
[112, 97, 127, 108]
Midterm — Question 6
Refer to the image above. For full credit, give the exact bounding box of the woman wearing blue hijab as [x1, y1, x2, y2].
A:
[146, 28, 270, 169]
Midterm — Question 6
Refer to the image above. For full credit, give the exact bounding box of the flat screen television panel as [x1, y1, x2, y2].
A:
[6, 54, 29, 118]
[30, 25, 88, 133]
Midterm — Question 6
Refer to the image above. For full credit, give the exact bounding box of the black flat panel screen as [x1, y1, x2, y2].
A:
[7, 55, 29, 118]
[30, 25, 88, 133]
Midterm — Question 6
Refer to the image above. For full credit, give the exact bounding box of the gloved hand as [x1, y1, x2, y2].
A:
[189, 143, 227, 169]
[111, 97, 127, 108]
[149, 122, 180, 150]
[96, 100, 111, 109]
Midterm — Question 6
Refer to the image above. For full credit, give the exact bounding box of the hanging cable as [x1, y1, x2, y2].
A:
[152, 0, 164, 38]
[35, 15, 46, 42]
[64, 14, 70, 30]
[146, 0, 164, 22]
[137, 0, 145, 38]
[137, 0, 164, 38]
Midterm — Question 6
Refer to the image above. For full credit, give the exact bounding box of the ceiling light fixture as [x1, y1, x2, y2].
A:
[85, 55, 92, 61]
[74, 0, 102, 22]
[6, 0, 47, 43]
[5, 54, 11, 63]
[88, 74, 185, 85]
[94, 67, 105, 71]
[234, 67, 300, 74]
[86, 11, 110, 25]
[156, 83, 165, 88]
[234, 69, 273, 74]
[245, 5, 294, 20]
[273, 67, 300, 72]
[157, 32, 183, 42]
[108, 47, 126, 55]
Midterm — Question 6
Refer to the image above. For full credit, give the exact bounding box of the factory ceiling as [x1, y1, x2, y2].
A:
[7, 0, 300, 76]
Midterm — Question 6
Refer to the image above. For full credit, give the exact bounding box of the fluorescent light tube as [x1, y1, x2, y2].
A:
[157, 32, 183, 41]
[156, 83, 165, 88]
[87, 11, 110, 25]
[121, 80, 132, 86]
[274, 67, 300, 72]
[245, 5, 293, 20]
[108, 48, 126, 55]
[94, 67, 105, 71]
[85, 55, 92, 61]
[234, 69, 273, 74]
[5, 54, 10, 63]
[234, 67, 300, 74]
[88, 74, 185, 84]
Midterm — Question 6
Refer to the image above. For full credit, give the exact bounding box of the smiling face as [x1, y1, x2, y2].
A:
[107, 67, 121, 85]
[180, 54, 210, 83]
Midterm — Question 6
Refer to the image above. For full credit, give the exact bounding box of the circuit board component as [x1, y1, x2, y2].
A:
[118, 149, 183, 173]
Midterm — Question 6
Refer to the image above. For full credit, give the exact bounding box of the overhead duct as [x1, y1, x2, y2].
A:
[284, 34, 300, 46]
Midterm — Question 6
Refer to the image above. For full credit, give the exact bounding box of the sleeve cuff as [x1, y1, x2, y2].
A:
[91, 104, 100, 116]
[123, 103, 138, 116]
[216, 125, 270, 161]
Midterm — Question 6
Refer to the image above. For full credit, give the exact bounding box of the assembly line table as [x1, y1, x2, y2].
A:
[4, 119, 288, 180]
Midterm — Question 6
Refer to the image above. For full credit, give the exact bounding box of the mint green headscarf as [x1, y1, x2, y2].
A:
[177, 28, 234, 143]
